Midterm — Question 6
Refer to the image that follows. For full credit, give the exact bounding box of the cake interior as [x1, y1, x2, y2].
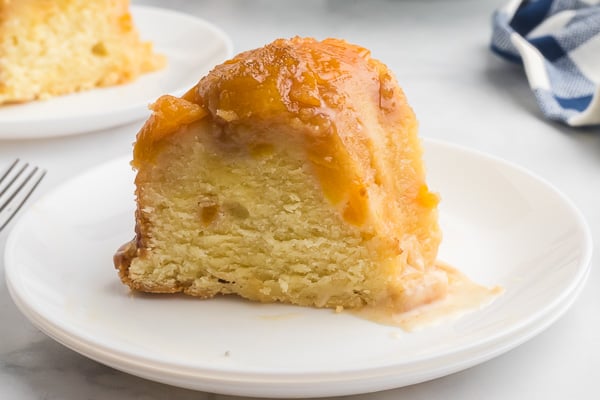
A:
[129, 120, 410, 308]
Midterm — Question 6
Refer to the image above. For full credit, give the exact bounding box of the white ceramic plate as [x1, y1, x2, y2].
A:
[4, 140, 592, 398]
[0, 6, 233, 139]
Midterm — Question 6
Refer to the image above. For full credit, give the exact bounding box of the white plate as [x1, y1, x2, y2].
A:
[0, 6, 233, 139]
[4, 139, 592, 398]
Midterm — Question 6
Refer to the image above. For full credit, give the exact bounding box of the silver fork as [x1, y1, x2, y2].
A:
[0, 159, 46, 232]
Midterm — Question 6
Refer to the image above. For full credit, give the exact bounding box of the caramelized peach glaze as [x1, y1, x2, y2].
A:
[134, 37, 440, 268]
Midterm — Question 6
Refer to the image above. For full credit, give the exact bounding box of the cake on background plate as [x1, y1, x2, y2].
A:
[0, 0, 164, 104]
[114, 37, 448, 312]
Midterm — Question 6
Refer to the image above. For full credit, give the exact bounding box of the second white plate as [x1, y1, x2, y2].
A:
[4, 139, 592, 397]
[0, 6, 233, 139]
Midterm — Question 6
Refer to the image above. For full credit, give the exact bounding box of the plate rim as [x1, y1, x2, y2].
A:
[5, 263, 589, 398]
[3, 138, 593, 396]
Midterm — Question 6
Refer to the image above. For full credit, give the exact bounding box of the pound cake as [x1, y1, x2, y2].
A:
[114, 37, 447, 311]
[0, 0, 164, 104]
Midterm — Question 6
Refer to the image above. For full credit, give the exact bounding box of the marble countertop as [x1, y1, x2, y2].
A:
[1, 0, 598, 399]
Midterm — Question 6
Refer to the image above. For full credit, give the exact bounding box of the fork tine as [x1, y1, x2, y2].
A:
[0, 160, 46, 232]
[0, 160, 29, 198]
[0, 159, 19, 185]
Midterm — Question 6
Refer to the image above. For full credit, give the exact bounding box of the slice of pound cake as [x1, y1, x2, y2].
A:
[114, 37, 447, 311]
[0, 0, 164, 104]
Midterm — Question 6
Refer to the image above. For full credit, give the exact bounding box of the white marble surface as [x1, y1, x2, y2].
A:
[1, 0, 598, 398]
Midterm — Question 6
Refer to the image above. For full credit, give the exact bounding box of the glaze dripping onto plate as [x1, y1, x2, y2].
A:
[354, 262, 503, 331]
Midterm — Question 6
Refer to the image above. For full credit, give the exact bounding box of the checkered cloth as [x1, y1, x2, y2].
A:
[492, 0, 600, 126]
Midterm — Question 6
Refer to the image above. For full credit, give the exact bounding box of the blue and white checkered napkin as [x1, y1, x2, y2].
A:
[491, 0, 600, 126]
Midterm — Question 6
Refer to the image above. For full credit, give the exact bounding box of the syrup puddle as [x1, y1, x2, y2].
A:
[353, 262, 503, 331]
